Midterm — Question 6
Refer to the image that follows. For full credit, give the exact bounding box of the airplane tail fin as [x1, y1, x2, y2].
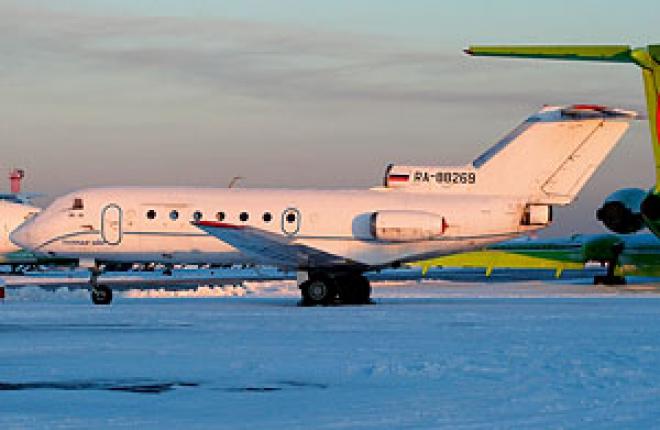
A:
[466, 44, 660, 192]
[471, 105, 634, 205]
[384, 105, 636, 205]
[641, 60, 660, 192]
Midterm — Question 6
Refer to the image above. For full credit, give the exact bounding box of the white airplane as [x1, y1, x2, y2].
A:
[0, 200, 40, 260]
[0, 169, 45, 269]
[11, 104, 636, 305]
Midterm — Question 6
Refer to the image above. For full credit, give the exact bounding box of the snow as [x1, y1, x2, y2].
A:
[2, 281, 660, 429]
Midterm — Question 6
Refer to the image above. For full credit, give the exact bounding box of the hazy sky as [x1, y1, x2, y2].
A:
[0, 0, 657, 236]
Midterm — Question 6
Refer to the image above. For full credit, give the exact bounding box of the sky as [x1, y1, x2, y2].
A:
[0, 0, 657, 236]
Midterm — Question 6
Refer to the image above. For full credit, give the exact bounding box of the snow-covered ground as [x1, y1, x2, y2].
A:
[2, 281, 660, 429]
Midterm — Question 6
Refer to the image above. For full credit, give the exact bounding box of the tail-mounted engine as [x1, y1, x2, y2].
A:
[596, 188, 646, 234]
[370, 210, 447, 242]
[640, 192, 660, 237]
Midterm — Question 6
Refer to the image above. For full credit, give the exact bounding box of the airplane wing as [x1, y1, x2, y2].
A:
[192, 221, 351, 269]
[412, 249, 584, 278]
[0, 192, 45, 204]
[414, 233, 660, 279]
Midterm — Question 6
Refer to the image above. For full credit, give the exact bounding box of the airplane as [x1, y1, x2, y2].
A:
[414, 233, 660, 285]
[10, 103, 636, 306]
[0, 200, 40, 255]
[0, 169, 66, 274]
[0, 199, 50, 277]
[464, 44, 660, 240]
[0, 166, 44, 271]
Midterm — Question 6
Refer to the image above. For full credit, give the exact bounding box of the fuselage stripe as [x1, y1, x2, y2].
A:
[34, 229, 523, 251]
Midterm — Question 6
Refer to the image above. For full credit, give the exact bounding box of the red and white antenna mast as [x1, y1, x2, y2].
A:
[9, 168, 24, 194]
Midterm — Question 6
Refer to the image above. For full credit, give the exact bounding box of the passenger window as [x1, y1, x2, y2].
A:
[72, 198, 84, 210]
[286, 212, 296, 223]
[146, 209, 157, 220]
[263, 212, 272, 223]
[216, 212, 225, 221]
[239, 212, 249, 222]
[170, 210, 179, 221]
[193, 211, 203, 221]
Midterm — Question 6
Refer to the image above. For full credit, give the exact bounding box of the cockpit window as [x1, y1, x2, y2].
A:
[72, 198, 84, 210]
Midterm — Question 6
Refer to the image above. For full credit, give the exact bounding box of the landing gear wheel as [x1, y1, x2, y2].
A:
[338, 275, 372, 305]
[91, 285, 113, 305]
[594, 255, 626, 286]
[593, 275, 626, 286]
[300, 277, 336, 306]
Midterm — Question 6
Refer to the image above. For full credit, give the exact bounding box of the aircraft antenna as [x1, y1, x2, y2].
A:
[228, 176, 243, 188]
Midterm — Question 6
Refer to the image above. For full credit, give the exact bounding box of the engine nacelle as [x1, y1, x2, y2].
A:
[596, 188, 646, 234]
[370, 210, 447, 242]
[640, 192, 660, 236]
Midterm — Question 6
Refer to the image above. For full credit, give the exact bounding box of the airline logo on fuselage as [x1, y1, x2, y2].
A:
[62, 239, 106, 246]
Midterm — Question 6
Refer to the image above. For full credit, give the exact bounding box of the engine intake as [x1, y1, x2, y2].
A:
[596, 188, 646, 234]
[640, 192, 660, 236]
[641, 192, 660, 221]
[370, 211, 447, 242]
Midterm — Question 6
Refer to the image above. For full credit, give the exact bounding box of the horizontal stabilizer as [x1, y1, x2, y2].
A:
[465, 43, 660, 190]
[465, 45, 635, 63]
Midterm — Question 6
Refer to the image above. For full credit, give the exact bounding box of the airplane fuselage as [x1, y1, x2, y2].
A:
[13, 187, 537, 268]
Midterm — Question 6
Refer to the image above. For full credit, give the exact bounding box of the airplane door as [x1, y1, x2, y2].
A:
[101, 204, 123, 245]
[281, 208, 301, 236]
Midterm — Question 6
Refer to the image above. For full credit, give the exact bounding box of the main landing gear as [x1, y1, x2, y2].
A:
[299, 273, 372, 306]
[593, 242, 626, 286]
[89, 268, 113, 305]
[593, 262, 626, 286]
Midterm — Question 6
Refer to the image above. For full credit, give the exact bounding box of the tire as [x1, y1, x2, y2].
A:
[593, 275, 626, 286]
[91, 284, 113, 305]
[300, 277, 336, 306]
[338, 275, 372, 305]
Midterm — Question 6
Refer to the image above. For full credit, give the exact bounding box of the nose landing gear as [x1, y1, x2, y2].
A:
[89, 267, 113, 305]
[91, 284, 113, 305]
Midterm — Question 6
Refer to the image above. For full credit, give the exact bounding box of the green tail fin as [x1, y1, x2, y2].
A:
[466, 44, 660, 192]
[641, 64, 660, 193]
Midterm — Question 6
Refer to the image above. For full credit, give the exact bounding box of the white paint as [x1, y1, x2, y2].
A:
[0, 200, 39, 254]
